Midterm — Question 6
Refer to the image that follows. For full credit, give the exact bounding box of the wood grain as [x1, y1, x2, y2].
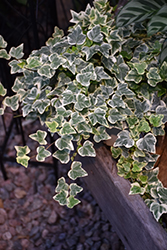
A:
[79, 145, 167, 250]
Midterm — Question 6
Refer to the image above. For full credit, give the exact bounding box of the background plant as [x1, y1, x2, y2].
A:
[0, 0, 167, 221]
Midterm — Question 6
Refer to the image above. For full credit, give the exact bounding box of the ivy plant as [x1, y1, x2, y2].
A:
[1, 0, 167, 221]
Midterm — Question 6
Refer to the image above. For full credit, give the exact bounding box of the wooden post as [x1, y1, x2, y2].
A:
[79, 145, 167, 250]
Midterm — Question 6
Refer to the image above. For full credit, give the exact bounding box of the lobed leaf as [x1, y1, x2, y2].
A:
[68, 161, 88, 180]
[78, 141, 96, 157]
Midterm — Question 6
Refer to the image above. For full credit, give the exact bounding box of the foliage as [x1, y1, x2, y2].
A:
[0, 0, 167, 219]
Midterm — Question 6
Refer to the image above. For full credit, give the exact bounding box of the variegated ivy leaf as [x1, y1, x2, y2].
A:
[0, 108, 4, 115]
[133, 62, 147, 75]
[115, 83, 134, 98]
[62, 90, 76, 106]
[22, 104, 33, 117]
[156, 105, 167, 123]
[129, 182, 145, 195]
[70, 183, 83, 196]
[108, 108, 125, 124]
[136, 133, 156, 154]
[55, 177, 69, 193]
[82, 45, 99, 61]
[108, 30, 122, 42]
[68, 161, 88, 180]
[70, 112, 84, 126]
[132, 161, 147, 172]
[3, 95, 19, 111]
[26, 56, 42, 69]
[111, 147, 122, 159]
[93, 126, 110, 143]
[152, 126, 165, 136]
[55, 135, 74, 151]
[33, 99, 50, 114]
[125, 68, 142, 84]
[113, 63, 130, 83]
[87, 25, 103, 43]
[0, 49, 11, 60]
[88, 108, 108, 127]
[36, 146, 51, 162]
[78, 141, 96, 157]
[74, 93, 91, 111]
[95, 66, 110, 81]
[76, 72, 94, 87]
[150, 202, 167, 221]
[29, 130, 47, 145]
[0, 82, 7, 96]
[134, 99, 150, 118]
[9, 43, 24, 59]
[60, 122, 76, 135]
[16, 155, 30, 168]
[49, 53, 66, 69]
[0, 35, 7, 48]
[102, 56, 115, 71]
[76, 121, 92, 133]
[114, 130, 134, 148]
[99, 43, 111, 58]
[100, 85, 113, 99]
[104, 78, 118, 88]
[149, 114, 164, 127]
[159, 61, 167, 80]
[56, 106, 72, 117]
[126, 116, 139, 129]
[45, 121, 58, 133]
[9, 60, 23, 74]
[68, 25, 86, 45]
[15, 145, 30, 157]
[53, 149, 70, 164]
[108, 94, 125, 108]
[137, 119, 150, 133]
[37, 64, 55, 78]
[67, 196, 81, 208]
[157, 187, 167, 203]
[63, 61, 76, 75]
[146, 67, 162, 87]
[53, 190, 68, 206]
[63, 53, 78, 66]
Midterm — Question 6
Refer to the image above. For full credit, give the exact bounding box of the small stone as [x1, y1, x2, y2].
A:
[43, 207, 51, 218]
[9, 226, 16, 236]
[21, 239, 29, 249]
[16, 225, 22, 234]
[91, 241, 102, 250]
[35, 238, 43, 247]
[42, 229, 49, 238]
[77, 243, 84, 250]
[66, 236, 78, 247]
[48, 210, 57, 224]
[85, 230, 93, 237]
[85, 238, 94, 246]
[2, 231, 12, 240]
[31, 198, 43, 211]
[58, 232, 66, 240]
[30, 226, 40, 237]
[102, 224, 109, 232]
[100, 243, 110, 250]
[0, 241, 7, 250]
[0, 208, 7, 224]
[0, 188, 9, 199]
[14, 188, 26, 199]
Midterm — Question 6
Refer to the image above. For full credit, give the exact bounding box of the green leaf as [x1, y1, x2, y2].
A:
[74, 94, 91, 111]
[138, 119, 150, 133]
[111, 147, 122, 159]
[53, 190, 68, 206]
[16, 155, 30, 168]
[129, 182, 145, 195]
[55, 177, 69, 193]
[36, 146, 51, 161]
[70, 112, 84, 126]
[132, 161, 146, 172]
[45, 121, 58, 133]
[37, 64, 55, 78]
[108, 94, 125, 108]
[0, 49, 11, 60]
[68, 25, 86, 45]
[159, 61, 167, 80]
[29, 130, 47, 145]
[9, 43, 24, 59]
[139, 175, 148, 184]
[70, 183, 83, 196]
[26, 56, 42, 69]
[49, 53, 66, 69]
[152, 126, 165, 136]
[156, 105, 167, 123]
[15, 145, 30, 157]
[115, 83, 134, 98]
[134, 99, 150, 118]
[133, 62, 147, 75]
[114, 130, 134, 148]
[126, 116, 139, 129]
[113, 63, 129, 83]
[53, 149, 70, 164]
[108, 108, 125, 124]
[9, 60, 23, 74]
[78, 140, 96, 157]
[136, 133, 156, 153]
[150, 202, 167, 221]
[149, 114, 164, 127]
[67, 196, 81, 208]
[76, 72, 93, 87]
[87, 25, 103, 43]
[33, 99, 50, 114]
[82, 45, 99, 61]
[68, 161, 88, 180]
[3, 95, 19, 111]
[95, 66, 111, 81]
[76, 121, 92, 133]
[0, 83, 7, 96]
[60, 122, 76, 135]
[88, 108, 108, 127]
[147, 67, 162, 87]
[93, 126, 110, 143]
[0, 35, 7, 48]
[62, 90, 76, 105]
[125, 68, 142, 84]
[157, 187, 167, 203]
[55, 135, 74, 151]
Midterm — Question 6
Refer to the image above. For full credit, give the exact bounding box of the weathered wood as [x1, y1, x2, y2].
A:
[79, 145, 167, 250]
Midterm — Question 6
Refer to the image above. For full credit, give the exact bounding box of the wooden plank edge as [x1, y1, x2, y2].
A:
[79, 145, 167, 250]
